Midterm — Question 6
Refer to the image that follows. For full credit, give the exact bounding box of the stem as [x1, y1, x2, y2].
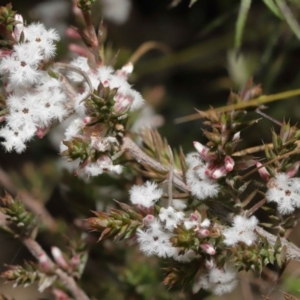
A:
[128, 41, 170, 65]
[240, 147, 300, 181]
[54, 62, 93, 100]
[167, 146, 174, 207]
[246, 198, 266, 217]
[22, 236, 90, 300]
[175, 88, 300, 124]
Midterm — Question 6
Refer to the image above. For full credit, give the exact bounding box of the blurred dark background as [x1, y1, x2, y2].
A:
[1, 0, 300, 299]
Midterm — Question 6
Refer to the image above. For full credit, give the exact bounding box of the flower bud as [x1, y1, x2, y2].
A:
[143, 214, 155, 226]
[51, 246, 69, 269]
[13, 14, 24, 41]
[224, 155, 235, 172]
[205, 259, 215, 269]
[53, 288, 70, 300]
[200, 243, 216, 255]
[286, 162, 300, 178]
[256, 162, 270, 182]
[38, 253, 52, 272]
[197, 228, 210, 238]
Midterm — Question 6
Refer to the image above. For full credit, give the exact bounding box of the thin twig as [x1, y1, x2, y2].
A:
[23, 237, 90, 300]
[246, 198, 267, 217]
[54, 62, 93, 102]
[167, 146, 174, 207]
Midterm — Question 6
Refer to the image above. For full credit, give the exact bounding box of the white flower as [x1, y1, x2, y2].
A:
[266, 173, 300, 215]
[129, 181, 163, 208]
[136, 227, 175, 258]
[23, 22, 60, 60]
[0, 43, 43, 87]
[172, 199, 187, 210]
[193, 264, 238, 295]
[186, 168, 219, 200]
[159, 206, 184, 231]
[223, 215, 258, 246]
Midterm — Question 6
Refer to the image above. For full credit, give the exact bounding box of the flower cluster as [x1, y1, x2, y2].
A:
[129, 182, 216, 258]
[266, 173, 300, 215]
[0, 16, 68, 153]
[60, 57, 144, 176]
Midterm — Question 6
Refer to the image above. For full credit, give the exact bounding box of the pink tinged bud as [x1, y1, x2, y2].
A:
[83, 116, 92, 124]
[197, 228, 210, 238]
[286, 162, 300, 178]
[211, 166, 228, 179]
[232, 131, 241, 141]
[0, 116, 5, 123]
[51, 247, 69, 269]
[65, 27, 81, 39]
[114, 95, 132, 115]
[193, 141, 209, 157]
[97, 155, 112, 166]
[13, 14, 24, 41]
[224, 155, 235, 172]
[200, 243, 216, 255]
[0, 49, 13, 58]
[205, 162, 217, 177]
[205, 259, 215, 269]
[70, 255, 80, 269]
[143, 214, 155, 226]
[256, 162, 270, 182]
[36, 127, 49, 139]
[38, 253, 52, 272]
[68, 44, 88, 57]
[189, 212, 200, 221]
[103, 80, 110, 87]
[53, 288, 70, 300]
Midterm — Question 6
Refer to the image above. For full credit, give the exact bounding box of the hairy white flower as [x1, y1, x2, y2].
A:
[23, 22, 60, 59]
[266, 173, 300, 215]
[223, 215, 258, 246]
[186, 167, 219, 200]
[136, 227, 175, 258]
[129, 181, 163, 208]
[193, 264, 238, 295]
[159, 206, 184, 231]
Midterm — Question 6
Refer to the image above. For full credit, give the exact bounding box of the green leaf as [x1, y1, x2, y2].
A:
[235, 0, 252, 50]
[262, 0, 283, 19]
[275, 0, 300, 40]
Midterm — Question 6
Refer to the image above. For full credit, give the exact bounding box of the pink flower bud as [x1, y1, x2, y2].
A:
[143, 214, 155, 226]
[205, 259, 215, 269]
[116, 63, 134, 79]
[68, 44, 88, 57]
[113, 94, 132, 115]
[189, 212, 200, 221]
[224, 155, 235, 172]
[197, 228, 210, 238]
[232, 131, 241, 141]
[256, 162, 270, 182]
[70, 255, 80, 270]
[53, 288, 70, 300]
[13, 14, 24, 41]
[193, 141, 209, 157]
[65, 27, 81, 39]
[211, 166, 228, 179]
[286, 162, 300, 178]
[38, 253, 52, 272]
[200, 243, 216, 255]
[51, 247, 69, 269]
